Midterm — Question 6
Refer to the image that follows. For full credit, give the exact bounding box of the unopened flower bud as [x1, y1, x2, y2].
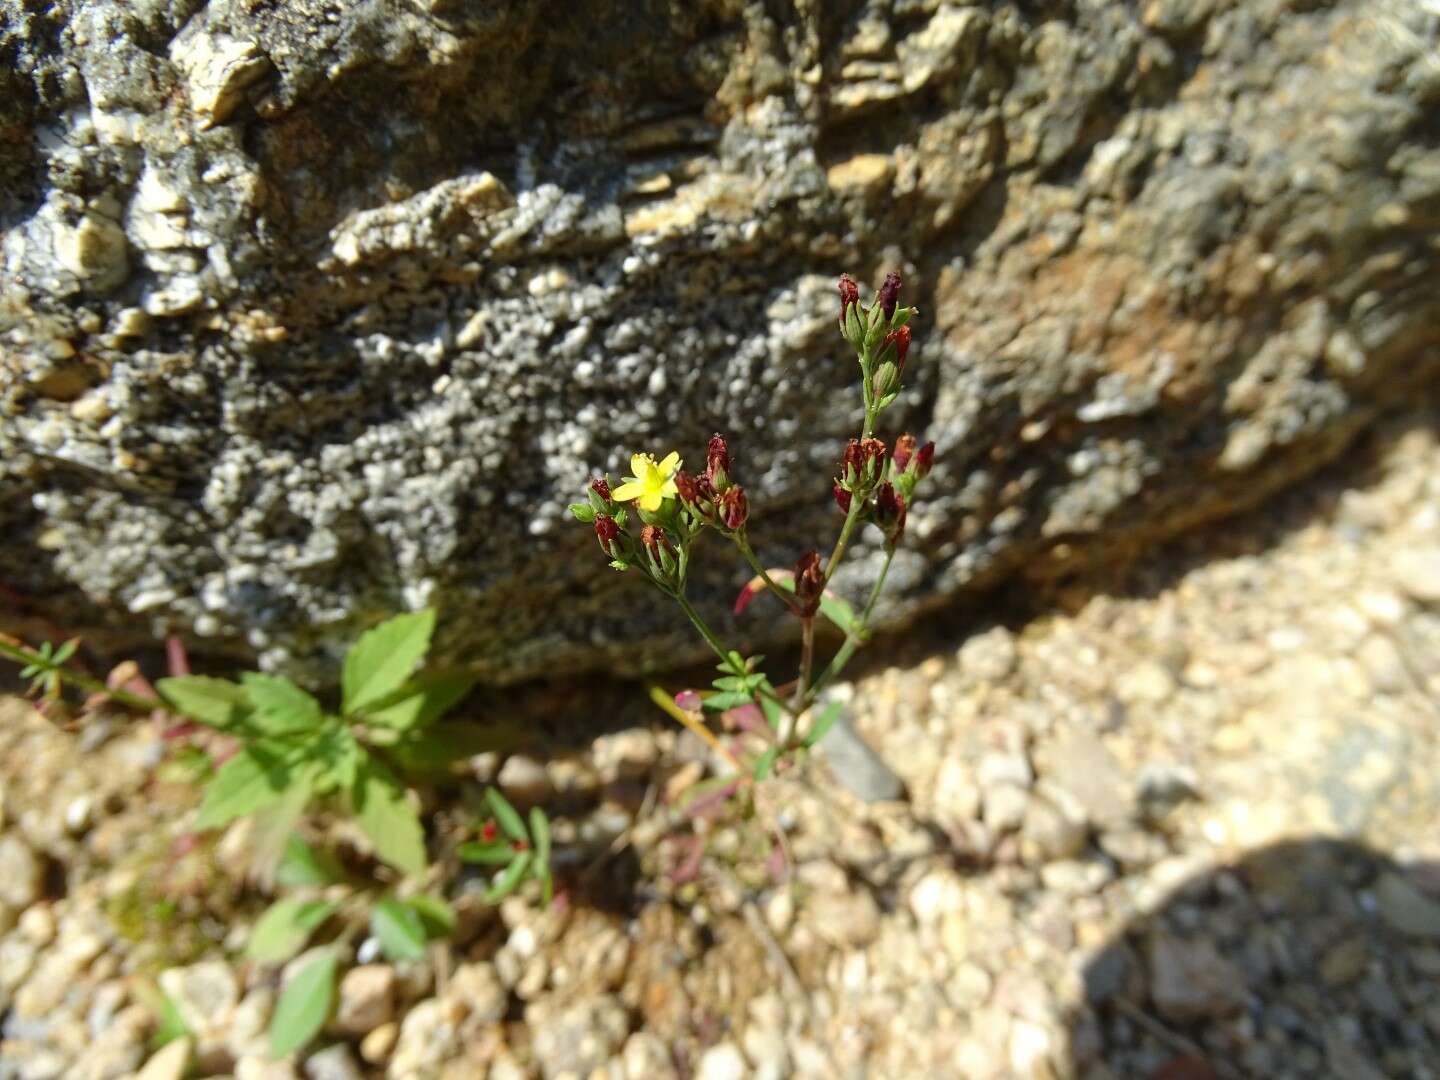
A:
[916, 441, 935, 479]
[882, 324, 911, 374]
[707, 433, 731, 491]
[719, 485, 749, 530]
[590, 477, 611, 502]
[838, 274, 860, 328]
[640, 524, 677, 577]
[674, 469, 701, 504]
[595, 514, 621, 557]
[877, 270, 902, 319]
[875, 483, 907, 545]
[833, 482, 851, 514]
[892, 434, 917, 474]
[794, 550, 824, 617]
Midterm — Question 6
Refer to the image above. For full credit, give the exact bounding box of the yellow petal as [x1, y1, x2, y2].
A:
[659, 477, 678, 499]
[639, 491, 663, 512]
[630, 453, 652, 477]
[611, 481, 644, 502]
[658, 451, 681, 475]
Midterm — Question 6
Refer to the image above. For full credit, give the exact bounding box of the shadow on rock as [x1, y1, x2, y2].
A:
[1069, 839, 1440, 1080]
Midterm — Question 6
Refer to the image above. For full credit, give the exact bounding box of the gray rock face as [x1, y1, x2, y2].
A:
[3, 0, 1439, 683]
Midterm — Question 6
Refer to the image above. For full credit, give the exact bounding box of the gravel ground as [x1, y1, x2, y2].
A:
[2, 411, 1439, 1079]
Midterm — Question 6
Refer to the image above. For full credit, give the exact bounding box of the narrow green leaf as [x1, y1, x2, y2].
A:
[760, 696, 784, 731]
[194, 745, 295, 831]
[702, 691, 755, 712]
[342, 610, 436, 716]
[752, 747, 780, 781]
[363, 671, 475, 732]
[276, 837, 346, 888]
[269, 949, 337, 1059]
[483, 850, 533, 903]
[458, 841, 516, 865]
[240, 673, 324, 735]
[52, 639, 79, 664]
[405, 894, 457, 939]
[484, 787, 528, 844]
[157, 676, 250, 730]
[247, 899, 339, 964]
[150, 987, 191, 1049]
[804, 702, 843, 748]
[353, 758, 427, 878]
[529, 807, 551, 876]
[370, 898, 427, 962]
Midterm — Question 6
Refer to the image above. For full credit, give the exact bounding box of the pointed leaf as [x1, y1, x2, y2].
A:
[240, 673, 324, 735]
[702, 691, 755, 712]
[247, 899, 339, 964]
[484, 787, 528, 844]
[458, 841, 517, 865]
[371, 898, 427, 962]
[529, 807, 551, 877]
[404, 894, 457, 939]
[363, 671, 475, 732]
[752, 747, 781, 781]
[248, 765, 317, 877]
[483, 850, 533, 903]
[353, 759, 427, 878]
[157, 676, 250, 730]
[269, 949, 337, 1058]
[194, 745, 295, 831]
[343, 610, 436, 715]
[276, 837, 346, 888]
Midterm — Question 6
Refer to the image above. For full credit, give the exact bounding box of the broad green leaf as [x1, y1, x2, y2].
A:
[353, 759, 427, 877]
[195, 745, 295, 831]
[247, 899, 339, 964]
[313, 727, 364, 791]
[752, 747, 781, 781]
[529, 807, 551, 875]
[342, 610, 436, 716]
[804, 702, 843, 748]
[240, 673, 324, 735]
[269, 949, 337, 1059]
[484, 850, 533, 903]
[157, 676, 249, 730]
[484, 787, 527, 844]
[405, 894, 457, 938]
[276, 836, 346, 888]
[458, 840, 516, 865]
[702, 691, 755, 712]
[371, 898, 427, 962]
[363, 671, 474, 732]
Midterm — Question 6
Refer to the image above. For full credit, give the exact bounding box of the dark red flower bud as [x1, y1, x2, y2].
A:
[882, 324, 911, 374]
[674, 469, 701, 504]
[893, 433, 917, 473]
[590, 477, 611, 502]
[481, 821, 498, 842]
[841, 437, 888, 486]
[877, 270, 902, 319]
[838, 274, 860, 328]
[595, 514, 621, 557]
[719, 485, 749, 530]
[707, 434, 731, 491]
[793, 551, 825, 617]
[916, 441, 935, 478]
[833, 482, 851, 514]
[875, 483, 907, 545]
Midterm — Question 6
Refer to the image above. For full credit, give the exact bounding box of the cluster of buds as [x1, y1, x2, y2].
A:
[832, 431, 934, 549]
[675, 434, 749, 532]
[837, 270, 918, 410]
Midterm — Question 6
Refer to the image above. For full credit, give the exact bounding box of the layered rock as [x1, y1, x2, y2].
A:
[2, 0, 1438, 681]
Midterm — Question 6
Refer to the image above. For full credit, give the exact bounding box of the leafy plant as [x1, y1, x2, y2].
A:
[570, 271, 933, 788]
[154, 610, 476, 877]
[458, 787, 555, 904]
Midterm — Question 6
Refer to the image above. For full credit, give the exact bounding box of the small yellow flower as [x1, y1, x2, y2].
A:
[612, 451, 682, 512]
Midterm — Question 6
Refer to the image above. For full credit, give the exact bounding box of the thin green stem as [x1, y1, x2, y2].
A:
[733, 532, 798, 614]
[805, 547, 894, 704]
[672, 593, 800, 718]
[0, 638, 161, 714]
[793, 618, 815, 711]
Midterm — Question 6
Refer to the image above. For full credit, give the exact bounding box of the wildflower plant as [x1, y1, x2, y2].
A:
[571, 271, 934, 787]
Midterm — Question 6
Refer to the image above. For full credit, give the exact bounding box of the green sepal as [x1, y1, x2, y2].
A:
[569, 503, 597, 523]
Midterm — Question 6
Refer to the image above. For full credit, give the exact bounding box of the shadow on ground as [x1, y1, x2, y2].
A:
[1067, 839, 1440, 1080]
